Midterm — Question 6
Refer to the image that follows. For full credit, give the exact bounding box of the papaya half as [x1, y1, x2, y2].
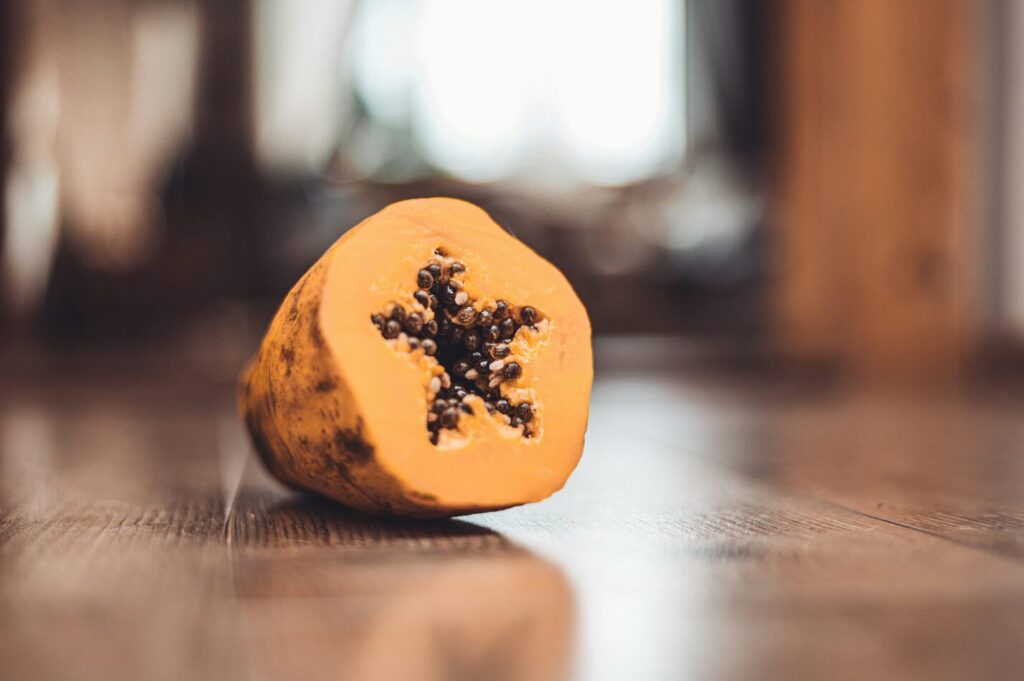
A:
[240, 198, 592, 518]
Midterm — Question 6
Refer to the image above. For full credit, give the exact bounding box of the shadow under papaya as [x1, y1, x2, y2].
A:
[228, 490, 575, 681]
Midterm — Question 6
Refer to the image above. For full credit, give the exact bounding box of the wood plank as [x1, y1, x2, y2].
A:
[758, 394, 1024, 559]
[0, 394, 249, 681]
[597, 362, 1024, 560]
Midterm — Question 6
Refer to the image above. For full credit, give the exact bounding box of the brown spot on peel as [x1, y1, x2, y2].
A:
[333, 422, 374, 465]
[313, 377, 337, 393]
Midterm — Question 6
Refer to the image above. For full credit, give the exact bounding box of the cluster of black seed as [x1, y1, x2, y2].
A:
[371, 252, 541, 444]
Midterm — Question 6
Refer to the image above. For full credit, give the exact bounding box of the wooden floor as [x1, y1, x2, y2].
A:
[1, 338, 1023, 681]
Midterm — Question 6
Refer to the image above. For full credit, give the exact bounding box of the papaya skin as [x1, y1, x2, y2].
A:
[240, 198, 592, 518]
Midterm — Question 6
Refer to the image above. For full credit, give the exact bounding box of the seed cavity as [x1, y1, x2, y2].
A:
[370, 253, 543, 442]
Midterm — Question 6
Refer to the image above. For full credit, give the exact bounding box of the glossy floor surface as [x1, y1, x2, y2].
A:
[2, 339, 1023, 680]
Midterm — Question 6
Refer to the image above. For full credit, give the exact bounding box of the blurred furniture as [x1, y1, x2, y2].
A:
[773, 0, 977, 381]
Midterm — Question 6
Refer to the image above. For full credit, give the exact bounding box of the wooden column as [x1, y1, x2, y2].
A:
[772, 0, 978, 381]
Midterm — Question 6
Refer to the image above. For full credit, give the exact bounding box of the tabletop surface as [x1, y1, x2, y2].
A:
[2, 338, 1023, 681]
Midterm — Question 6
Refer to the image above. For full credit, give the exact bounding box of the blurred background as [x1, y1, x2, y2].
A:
[1, 0, 1020, 387]
[5, 4, 1024, 681]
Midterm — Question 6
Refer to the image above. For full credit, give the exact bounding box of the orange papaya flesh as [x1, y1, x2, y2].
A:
[240, 198, 593, 518]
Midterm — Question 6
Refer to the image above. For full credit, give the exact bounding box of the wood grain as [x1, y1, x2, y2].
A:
[1, 341, 1023, 680]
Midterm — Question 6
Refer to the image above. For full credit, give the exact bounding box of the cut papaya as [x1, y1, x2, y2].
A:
[240, 198, 592, 518]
